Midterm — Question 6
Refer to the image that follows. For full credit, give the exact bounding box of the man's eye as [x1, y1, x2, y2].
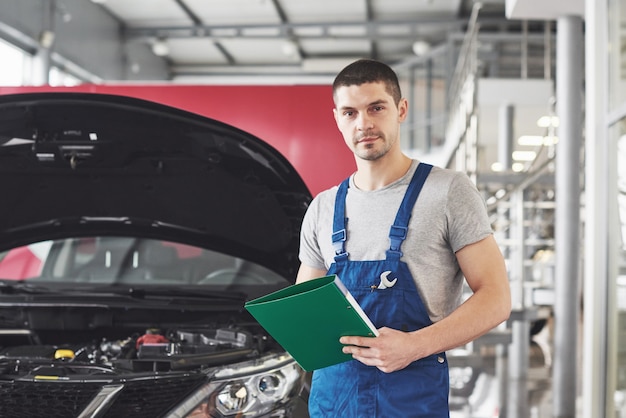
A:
[343, 111, 354, 117]
[372, 106, 384, 112]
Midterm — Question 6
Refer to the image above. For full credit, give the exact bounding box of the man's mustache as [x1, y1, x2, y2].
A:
[355, 131, 383, 141]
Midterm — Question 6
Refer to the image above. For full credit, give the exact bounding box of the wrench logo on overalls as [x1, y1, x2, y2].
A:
[376, 270, 397, 289]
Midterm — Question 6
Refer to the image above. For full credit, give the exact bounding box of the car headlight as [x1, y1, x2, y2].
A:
[165, 353, 304, 418]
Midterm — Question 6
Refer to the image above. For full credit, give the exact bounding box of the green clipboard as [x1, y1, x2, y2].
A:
[244, 274, 378, 371]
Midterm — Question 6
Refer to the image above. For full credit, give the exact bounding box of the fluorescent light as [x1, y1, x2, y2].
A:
[518, 135, 543, 146]
[518, 135, 559, 146]
[537, 116, 559, 128]
[512, 150, 537, 161]
[512, 162, 525, 172]
[491, 162, 504, 172]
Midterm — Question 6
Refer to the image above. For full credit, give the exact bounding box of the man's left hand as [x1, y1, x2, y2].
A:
[340, 327, 421, 373]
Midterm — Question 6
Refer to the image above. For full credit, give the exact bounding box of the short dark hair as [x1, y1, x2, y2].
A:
[332, 59, 402, 105]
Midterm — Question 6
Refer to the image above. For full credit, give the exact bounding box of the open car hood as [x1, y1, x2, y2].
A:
[0, 92, 312, 281]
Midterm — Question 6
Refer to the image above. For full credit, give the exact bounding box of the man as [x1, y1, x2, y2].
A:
[296, 59, 511, 417]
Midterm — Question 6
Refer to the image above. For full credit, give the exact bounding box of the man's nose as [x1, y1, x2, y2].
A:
[356, 113, 373, 130]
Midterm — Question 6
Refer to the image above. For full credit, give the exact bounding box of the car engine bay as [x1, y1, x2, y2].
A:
[0, 314, 303, 418]
[0, 326, 270, 379]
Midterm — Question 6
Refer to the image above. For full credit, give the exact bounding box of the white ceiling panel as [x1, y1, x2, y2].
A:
[183, 0, 281, 25]
[376, 39, 416, 57]
[299, 39, 371, 56]
[165, 38, 230, 65]
[371, 0, 462, 19]
[505, 0, 583, 19]
[292, 27, 325, 37]
[218, 38, 302, 64]
[99, 0, 193, 27]
[280, 0, 367, 23]
[327, 25, 368, 37]
[241, 27, 282, 37]
[377, 24, 415, 37]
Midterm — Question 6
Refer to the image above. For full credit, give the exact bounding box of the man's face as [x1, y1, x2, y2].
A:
[333, 81, 407, 162]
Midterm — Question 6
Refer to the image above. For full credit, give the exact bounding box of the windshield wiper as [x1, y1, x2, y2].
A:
[125, 286, 247, 302]
[0, 281, 58, 295]
[0, 281, 247, 303]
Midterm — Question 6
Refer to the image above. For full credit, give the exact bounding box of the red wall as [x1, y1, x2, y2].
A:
[0, 84, 355, 197]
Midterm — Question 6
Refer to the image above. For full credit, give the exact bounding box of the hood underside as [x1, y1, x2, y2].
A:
[0, 92, 311, 280]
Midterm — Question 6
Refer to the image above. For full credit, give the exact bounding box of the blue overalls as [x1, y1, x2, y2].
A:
[308, 163, 450, 418]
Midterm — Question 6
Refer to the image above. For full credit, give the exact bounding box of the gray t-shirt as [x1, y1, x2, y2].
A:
[298, 160, 493, 322]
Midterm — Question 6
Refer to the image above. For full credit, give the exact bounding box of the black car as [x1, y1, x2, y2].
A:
[0, 93, 312, 418]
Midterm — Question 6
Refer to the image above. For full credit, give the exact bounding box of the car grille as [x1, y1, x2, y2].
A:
[0, 374, 207, 418]
[0, 381, 102, 418]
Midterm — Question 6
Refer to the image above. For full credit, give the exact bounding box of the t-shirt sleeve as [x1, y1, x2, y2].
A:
[298, 194, 327, 270]
[446, 172, 493, 253]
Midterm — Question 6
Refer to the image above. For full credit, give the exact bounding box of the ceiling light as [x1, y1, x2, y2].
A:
[39, 30, 55, 49]
[151, 40, 170, 57]
[537, 116, 559, 128]
[512, 150, 537, 161]
[517, 135, 559, 146]
[517, 135, 543, 146]
[412, 40, 431, 56]
[490, 162, 504, 172]
[281, 41, 298, 57]
[512, 163, 525, 172]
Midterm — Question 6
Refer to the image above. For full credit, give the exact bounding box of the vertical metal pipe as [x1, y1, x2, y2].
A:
[544, 20, 552, 81]
[582, 2, 609, 417]
[497, 103, 514, 416]
[495, 103, 515, 417]
[553, 15, 583, 418]
[32, 0, 56, 85]
[521, 20, 528, 79]
[507, 188, 529, 418]
[498, 104, 514, 170]
[426, 58, 433, 152]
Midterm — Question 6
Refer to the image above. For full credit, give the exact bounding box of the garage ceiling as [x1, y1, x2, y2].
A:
[84, 0, 555, 175]
[89, 0, 516, 81]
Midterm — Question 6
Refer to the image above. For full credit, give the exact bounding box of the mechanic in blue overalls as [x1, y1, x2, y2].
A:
[296, 59, 511, 417]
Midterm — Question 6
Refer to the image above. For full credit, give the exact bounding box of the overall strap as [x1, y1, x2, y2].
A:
[386, 163, 433, 260]
[331, 177, 350, 262]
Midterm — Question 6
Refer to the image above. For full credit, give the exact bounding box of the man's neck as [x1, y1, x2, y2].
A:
[353, 154, 413, 191]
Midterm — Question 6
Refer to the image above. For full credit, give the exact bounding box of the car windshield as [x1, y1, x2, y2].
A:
[0, 236, 289, 287]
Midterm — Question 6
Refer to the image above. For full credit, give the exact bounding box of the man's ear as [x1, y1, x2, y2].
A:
[398, 98, 408, 122]
[332, 108, 339, 125]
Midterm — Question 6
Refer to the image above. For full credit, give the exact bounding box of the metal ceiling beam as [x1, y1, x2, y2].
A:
[123, 16, 543, 43]
[0, 20, 38, 54]
[364, 0, 378, 60]
[173, 0, 202, 26]
[123, 17, 472, 41]
[172, 0, 235, 64]
[270, 0, 304, 60]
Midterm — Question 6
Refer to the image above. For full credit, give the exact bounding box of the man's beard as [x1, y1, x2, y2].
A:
[354, 132, 391, 161]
